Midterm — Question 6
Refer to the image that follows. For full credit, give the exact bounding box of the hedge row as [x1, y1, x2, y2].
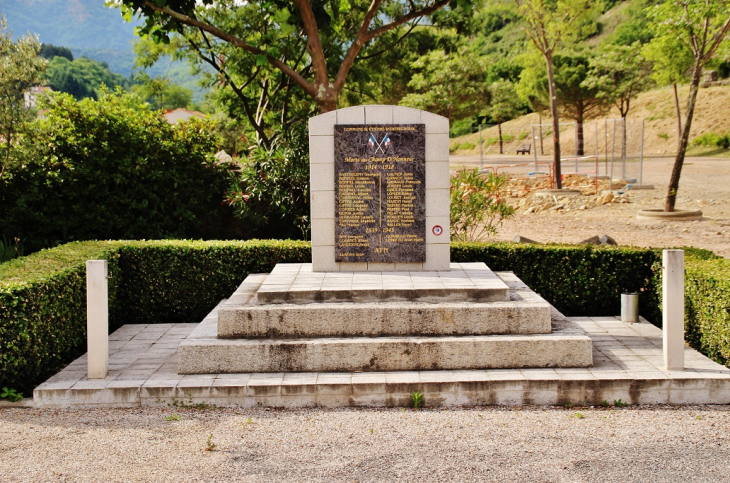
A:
[1, 240, 728, 394]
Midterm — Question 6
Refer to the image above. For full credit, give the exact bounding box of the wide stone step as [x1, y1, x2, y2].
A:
[178, 333, 593, 373]
[217, 271, 552, 338]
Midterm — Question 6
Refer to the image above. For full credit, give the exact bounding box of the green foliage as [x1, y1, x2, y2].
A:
[518, 132, 529, 140]
[0, 15, 48, 181]
[39, 44, 73, 61]
[225, 134, 310, 240]
[450, 170, 515, 242]
[0, 237, 22, 263]
[130, 74, 193, 110]
[684, 256, 730, 366]
[46, 56, 131, 100]
[0, 386, 22, 402]
[400, 50, 488, 120]
[692, 132, 730, 149]
[450, 118, 476, 138]
[0, 89, 233, 252]
[484, 80, 525, 124]
[409, 391, 424, 409]
[657, 132, 669, 140]
[459, 142, 476, 150]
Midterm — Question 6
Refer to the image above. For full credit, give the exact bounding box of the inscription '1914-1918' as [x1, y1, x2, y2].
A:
[335, 124, 425, 263]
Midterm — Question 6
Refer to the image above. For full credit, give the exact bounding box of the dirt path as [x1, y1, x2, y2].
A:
[450, 156, 730, 258]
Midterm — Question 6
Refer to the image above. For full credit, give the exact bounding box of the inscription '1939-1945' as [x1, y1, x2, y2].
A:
[334, 124, 425, 263]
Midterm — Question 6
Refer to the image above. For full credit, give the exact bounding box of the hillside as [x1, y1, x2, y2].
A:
[450, 83, 730, 158]
[3, 0, 207, 101]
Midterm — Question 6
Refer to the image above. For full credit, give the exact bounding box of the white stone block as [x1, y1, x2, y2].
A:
[394, 262, 423, 271]
[309, 111, 336, 136]
[426, 160, 451, 190]
[424, 243, 451, 271]
[368, 262, 395, 271]
[86, 260, 108, 380]
[336, 106, 365, 124]
[365, 105, 393, 124]
[310, 190, 334, 220]
[338, 262, 369, 272]
[426, 216, 450, 244]
[421, 111, 449, 134]
[309, 135, 334, 164]
[426, 133, 450, 161]
[312, 245, 337, 272]
[393, 106, 422, 124]
[311, 218, 335, 247]
[663, 249, 685, 371]
[310, 162, 334, 192]
[426, 188, 451, 218]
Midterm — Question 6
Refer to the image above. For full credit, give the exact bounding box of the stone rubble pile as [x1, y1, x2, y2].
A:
[502, 174, 631, 214]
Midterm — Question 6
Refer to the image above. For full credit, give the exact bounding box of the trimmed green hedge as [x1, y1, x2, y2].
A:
[1, 239, 729, 395]
[451, 242, 662, 321]
[685, 256, 730, 366]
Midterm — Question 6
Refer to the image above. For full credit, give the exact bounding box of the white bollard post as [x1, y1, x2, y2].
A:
[663, 250, 684, 371]
[86, 260, 109, 379]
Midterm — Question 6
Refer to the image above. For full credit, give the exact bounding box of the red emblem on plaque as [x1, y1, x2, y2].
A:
[432, 225, 443, 236]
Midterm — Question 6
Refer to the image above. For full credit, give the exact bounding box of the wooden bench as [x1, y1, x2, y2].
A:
[516, 143, 531, 155]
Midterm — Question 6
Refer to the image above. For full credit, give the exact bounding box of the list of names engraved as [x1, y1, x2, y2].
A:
[334, 124, 425, 262]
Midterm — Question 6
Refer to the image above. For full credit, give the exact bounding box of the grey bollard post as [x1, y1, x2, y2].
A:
[86, 260, 109, 379]
[662, 250, 684, 371]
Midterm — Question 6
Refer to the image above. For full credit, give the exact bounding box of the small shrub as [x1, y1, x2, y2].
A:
[410, 390, 424, 409]
[692, 132, 730, 149]
[484, 137, 499, 146]
[502, 134, 515, 142]
[449, 141, 460, 153]
[518, 132, 529, 141]
[459, 142, 476, 150]
[657, 132, 670, 140]
[450, 169, 515, 242]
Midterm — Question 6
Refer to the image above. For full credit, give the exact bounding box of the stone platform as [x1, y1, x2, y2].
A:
[256, 262, 510, 304]
[180, 267, 593, 373]
[32, 316, 730, 408]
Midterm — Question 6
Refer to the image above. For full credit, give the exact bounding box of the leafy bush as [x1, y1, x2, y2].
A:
[449, 141, 460, 153]
[450, 169, 515, 241]
[0, 89, 235, 252]
[449, 117, 476, 137]
[518, 131, 529, 140]
[225, 134, 310, 240]
[459, 141, 476, 150]
[683, 256, 730, 366]
[484, 137, 499, 146]
[692, 132, 730, 149]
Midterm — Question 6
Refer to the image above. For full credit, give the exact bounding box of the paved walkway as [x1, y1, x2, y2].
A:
[32, 316, 730, 408]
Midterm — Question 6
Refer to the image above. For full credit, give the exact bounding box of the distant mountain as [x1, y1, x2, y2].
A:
[2, 0, 207, 102]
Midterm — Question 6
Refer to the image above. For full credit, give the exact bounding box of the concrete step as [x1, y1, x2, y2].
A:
[256, 262, 510, 304]
[178, 333, 593, 374]
[218, 272, 552, 338]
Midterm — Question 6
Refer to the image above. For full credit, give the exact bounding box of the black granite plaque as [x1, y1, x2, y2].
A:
[335, 124, 426, 262]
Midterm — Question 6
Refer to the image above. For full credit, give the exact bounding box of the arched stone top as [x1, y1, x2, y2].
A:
[308, 105, 449, 136]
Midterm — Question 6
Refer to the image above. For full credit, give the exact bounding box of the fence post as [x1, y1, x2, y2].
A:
[86, 260, 109, 379]
[663, 249, 685, 371]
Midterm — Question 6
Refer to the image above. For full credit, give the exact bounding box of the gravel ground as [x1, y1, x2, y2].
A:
[2, 405, 730, 482]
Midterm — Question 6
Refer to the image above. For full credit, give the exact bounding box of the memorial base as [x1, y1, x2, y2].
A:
[178, 264, 593, 373]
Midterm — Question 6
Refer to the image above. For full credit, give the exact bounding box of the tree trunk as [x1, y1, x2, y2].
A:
[498, 123, 503, 154]
[545, 53, 562, 189]
[621, 116, 627, 161]
[672, 83, 682, 149]
[665, 61, 703, 212]
[316, 83, 339, 113]
[538, 113, 544, 155]
[576, 118, 584, 156]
